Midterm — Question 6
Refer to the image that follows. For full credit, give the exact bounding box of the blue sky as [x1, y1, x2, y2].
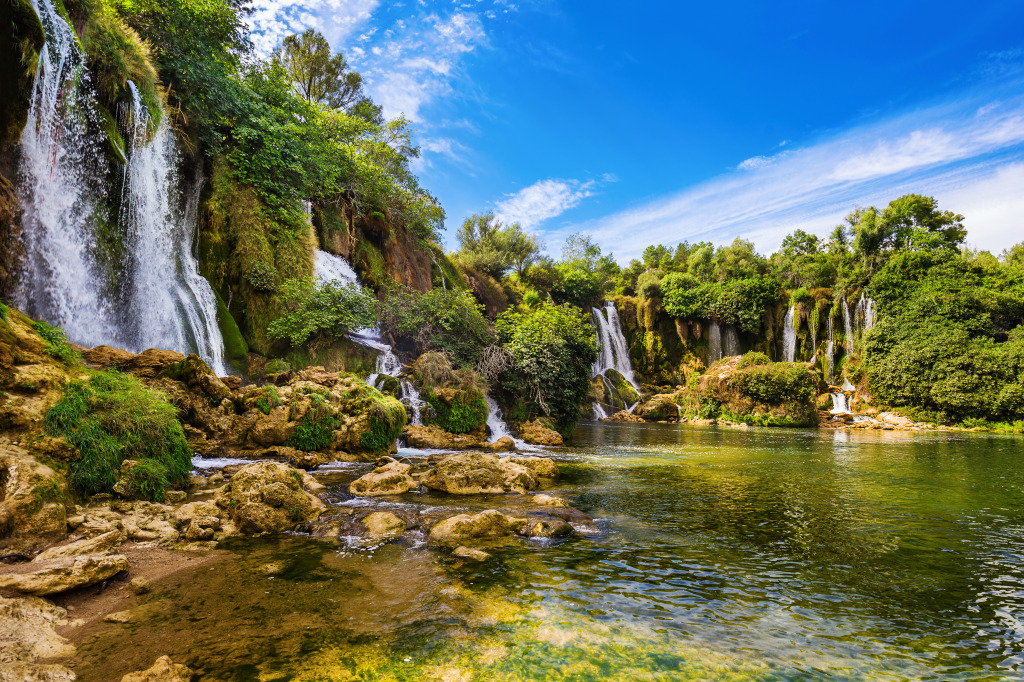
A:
[248, 0, 1024, 262]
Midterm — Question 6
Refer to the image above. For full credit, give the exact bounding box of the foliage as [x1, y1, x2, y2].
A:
[496, 303, 598, 436]
[457, 213, 542, 279]
[44, 370, 190, 500]
[661, 273, 719, 319]
[254, 385, 281, 415]
[358, 395, 406, 453]
[284, 393, 335, 450]
[424, 392, 488, 434]
[267, 276, 377, 348]
[636, 270, 662, 300]
[737, 351, 771, 369]
[274, 29, 371, 112]
[380, 286, 495, 366]
[115, 459, 172, 502]
[32, 320, 81, 364]
[708, 277, 781, 333]
[730, 362, 817, 404]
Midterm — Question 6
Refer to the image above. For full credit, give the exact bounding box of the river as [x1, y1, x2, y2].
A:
[72, 423, 1024, 680]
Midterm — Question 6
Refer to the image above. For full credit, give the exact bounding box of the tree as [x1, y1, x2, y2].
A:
[274, 29, 369, 112]
[1002, 242, 1024, 270]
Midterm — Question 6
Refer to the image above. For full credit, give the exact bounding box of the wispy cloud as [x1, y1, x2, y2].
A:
[493, 178, 597, 229]
[247, 0, 380, 57]
[555, 85, 1024, 262]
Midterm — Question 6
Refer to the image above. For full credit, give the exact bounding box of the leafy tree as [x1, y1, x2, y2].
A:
[662, 273, 719, 319]
[710, 277, 781, 333]
[267, 277, 377, 348]
[457, 213, 541, 279]
[379, 286, 495, 365]
[1002, 242, 1024, 270]
[496, 303, 598, 436]
[274, 29, 371, 113]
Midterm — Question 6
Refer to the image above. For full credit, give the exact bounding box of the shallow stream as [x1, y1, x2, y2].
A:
[73, 423, 1024, 680]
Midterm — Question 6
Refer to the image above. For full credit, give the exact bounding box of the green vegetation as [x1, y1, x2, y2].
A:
[285, 393, 336, 451]
[44, 370, 190, 501]
[358, 395, 406, 453]
[268, 277, 377, 349]
[254, 386, 282, 415]
[32, 320, 81, 364]
[413, 352, 489, 433]
[380, 286, 494, 366]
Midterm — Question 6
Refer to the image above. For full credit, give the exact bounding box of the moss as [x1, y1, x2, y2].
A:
[44, 369, 190, 500]
[265, 358, 292, 375]
[115, 459, 171, 502]
[429, 244, 468, 291]
[424, 391, 488, 434]
[214, 288, 248, 367]
[254, 386, 281, 415]
[0, 0, 44, 144]
[358, 395, 406, 453]
[284, 393, 335, 451]
[32, 321, 81, 365]
[354, 235, 387, 290]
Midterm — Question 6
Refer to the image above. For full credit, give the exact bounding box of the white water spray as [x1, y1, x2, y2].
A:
[783, 306, 797, 362]
[723, 325, 740, 357]
[708, 319, 722, 364]
[825, 311, 835, 385]
[591, 301, 640, 389]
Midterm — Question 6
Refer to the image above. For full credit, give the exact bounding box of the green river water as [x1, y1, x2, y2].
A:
[73, 423, 1024, 680]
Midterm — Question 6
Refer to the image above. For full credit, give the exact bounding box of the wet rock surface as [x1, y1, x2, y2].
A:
[0, 554, 129, 595]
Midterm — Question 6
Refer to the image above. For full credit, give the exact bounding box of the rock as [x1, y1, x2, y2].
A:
[128, 577, 151, 595]
[519, 517, 573, 539]
[429, 510, 527, 547]
[164, 490, 187, 503]
[453, 546, 491, 561]
[532, 494, 570, 508]
[248, 406, 294, 446]
[187, 475, 208, 489]
[512, 420, 563, 445]
[82, 345, 136, 368]
[34, 530, 124, 562]
[348, 460, 418, 496]
[0, 554, 129, 596]
[215, 462, 325, 534]
[122, 349, 186, 379]
[420, 452, 553, 494]
[600, 410, 645, 423]
[104, 610, 133, 623]
[0, 442, 69, 551]
[878, 411, 914, 427]
[283, 447, 328, 470]
[0, 596, 76, 681]
[360, 511, 406, 539]
[121, 655, 194, 682]
[506, 455, 559, 480]
[403, 424, 488, 450]
[486, 436, 515, 452]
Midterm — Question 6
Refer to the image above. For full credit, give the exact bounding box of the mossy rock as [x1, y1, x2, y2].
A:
[424, 388, 487, 435]
[0, 0, 44, 144]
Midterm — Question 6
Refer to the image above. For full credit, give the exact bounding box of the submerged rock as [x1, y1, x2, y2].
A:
[120, 655, 194, 682]
[360, 511, 406, 540]
[0, 554, 128, 595]
[453, 545, 492, 561]
[215, 461, 325, 534]
[510, 420, 563, 446]
[429, 510, 527, 547]
[348, 459, 419, 496]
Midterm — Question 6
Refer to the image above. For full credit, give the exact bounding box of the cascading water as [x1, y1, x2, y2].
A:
[843, 297, 854, 354]
[314, 250, 360, 287]
[591, 301, 639, 389]
[484, 395, 529, 448]
[708, 320, 722, 364]
[723, 325, 740, 357]
[118, 83, 227, 375]
[830, 392, 851, 414]
[783, 306, 797, 362]
[860, 293, 876, 332]
[825, 312, 835, 385]
[14, 0, 117, 347]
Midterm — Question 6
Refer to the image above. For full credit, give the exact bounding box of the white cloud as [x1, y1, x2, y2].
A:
[555, 88, 1024, 261]
[493, 179, 596, 229]
[247, 0, 380, 57]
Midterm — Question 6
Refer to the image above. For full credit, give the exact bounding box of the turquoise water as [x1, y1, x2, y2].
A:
[73, 423, 1024, 680]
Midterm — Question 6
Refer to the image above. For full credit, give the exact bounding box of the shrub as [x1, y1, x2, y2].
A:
[115, 459, 171, 502]
[246, 261, 277, 291]
[45, 370, 190, 500]
[32, 320, 81, 365]
[737, 351, 771, 369]
[636, 270, 662, 300]
[380, 286, 495, 366]
[710, 277, 781, 333]
[424, 391, 488, 434]
[254, 385, 281, 415]
[731, 363, 817, 404]
[662, 273, 720, 319]
[790, 287, 812, 306]
[285, 393, 335, 450]
[268, 276, 377, 349]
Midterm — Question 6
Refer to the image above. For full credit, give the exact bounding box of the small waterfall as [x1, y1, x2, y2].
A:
[723, 325, 740, 357]
[809, 313, 817, 362]
[860, 293, 876, 332]
[829, 392, 851, 414]
[783, 306, 797, 362]
[591, 301, 639, 390]
[14, 0, 117, 347]
[842, 297, 854, 353]
[592, 402, 609, 420]
[400, 380, 424, 426]
[708, 319, 722, 364]
[825, 312, 835, 385]
[118, 83, 226, 375]
[484, 395, 528, 448]
[842, 377, 856, 391]
[314, 249, 360, 287]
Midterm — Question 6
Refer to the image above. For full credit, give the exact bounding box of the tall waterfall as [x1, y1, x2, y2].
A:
[859, 293, 876, 332]
[14, 0, 227, 372]
[14, 0, 116, 347]
[842, 297, 854, 353]
[783, 306, 797, 362]
[592, 301, 640, 390]
[118, 84, 226, 375]
[708, 319, 722, 364]
[723, 325, 740, 357]
[824, 311, 835, 385]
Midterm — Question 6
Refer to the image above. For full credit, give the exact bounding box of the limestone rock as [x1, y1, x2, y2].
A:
[215, 461, 325, 534]
[121, 655, 194, 682]
[532, 494, 570, 508]
[360, 511, 406, 539]
[422, 452, 540, 495]
[128, 577, 151, 594]
[122, 349, 186, 379]
[429, 510, 527, 547]
[0, 596, 76, 682]
[34, 529, 124, 562]
[81, 345, 136, 368]
[104, 610, 133, 623]
[519, 517, 573, 539]
[506, 455, 559, 480]
[0, 441, 69, 551]
[0, 554, 129, 595]
[485, 436, 515, 452]
[453, 546, 491, 561]
[512, 420, 563, 445]
[402, 424, 487, 450]
[348, 460, 418, 496]
[600, 410, 645, 423]
[248, 406, 293, 446]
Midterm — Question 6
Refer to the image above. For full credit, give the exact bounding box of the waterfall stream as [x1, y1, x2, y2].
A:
[14, 0, 227, 372]
[842, 297, 854, 354]
[783, 306, 797, 362]
[591, 301, 642, 417]
[708, 320, 722, 365]
[825, 312, 835, 385]
[723, 325, 740, 357]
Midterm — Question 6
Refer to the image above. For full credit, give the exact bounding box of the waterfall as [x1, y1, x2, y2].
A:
[484, 395, 528, 448]
[591, 301, 639, 390]
[708, 319, 722, 364]
[809, 313, 817, 362]
[723, 325, 740, 357]
[118, 83, 226, 375]
[400, 380, 424, 426]
[825, 312, 835, 385]
[829, 392, 851, 414]
[842, 297, 854, 354]
[314, 249, 360, 287]
[860, 293, 876, 332]
[14, 0, 117, 347]
[783, 306, 797, 362]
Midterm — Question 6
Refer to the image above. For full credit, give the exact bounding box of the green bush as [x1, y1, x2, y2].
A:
[32, 321, 81, 365]
[268, 276, 377, 349]
[380, 286, 495, 366]
[737, 351, 771, 369]
[115, 459, 172, 502]
[284, 393, 335, 450]
[424, 392, 487, 434]
[45, 370, 190, 500]
[662, 273, 720, 319]
[246, 261, 277, 292]
[636, 270, 662, 300]
[254, 385, 281, 415]
[710, 277, 781, 333]
[731, 362, 817, 404]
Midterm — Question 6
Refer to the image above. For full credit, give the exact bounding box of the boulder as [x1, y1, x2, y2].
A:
[429, 510, 527, 547]
[600, 410, 645, 423]
[34, 530, 124, 562]
[512, 420, 563, 446]
[422, 452, 538, 494]
[360, 511, 406, 540]
[519, 517, 573, 539]
[452, 546, 491, 561]
[122, 349, 186, 379]
[0, 554, 129, 596]
[0, 596, 76, 682]
[248, 406, 294, 446]
[506, 455, 559, 480]
[878, 411, 914, 427]
[532, 494, 570, 508]
[348, 460, 419, 496]
[81, 345, 136, 368]
[486, 436, 515, 452]
[215, 462, 325, 534]
[0, 442, 69, 551]
[121, 655, 194, 682]
[403, 424, 487, 450]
